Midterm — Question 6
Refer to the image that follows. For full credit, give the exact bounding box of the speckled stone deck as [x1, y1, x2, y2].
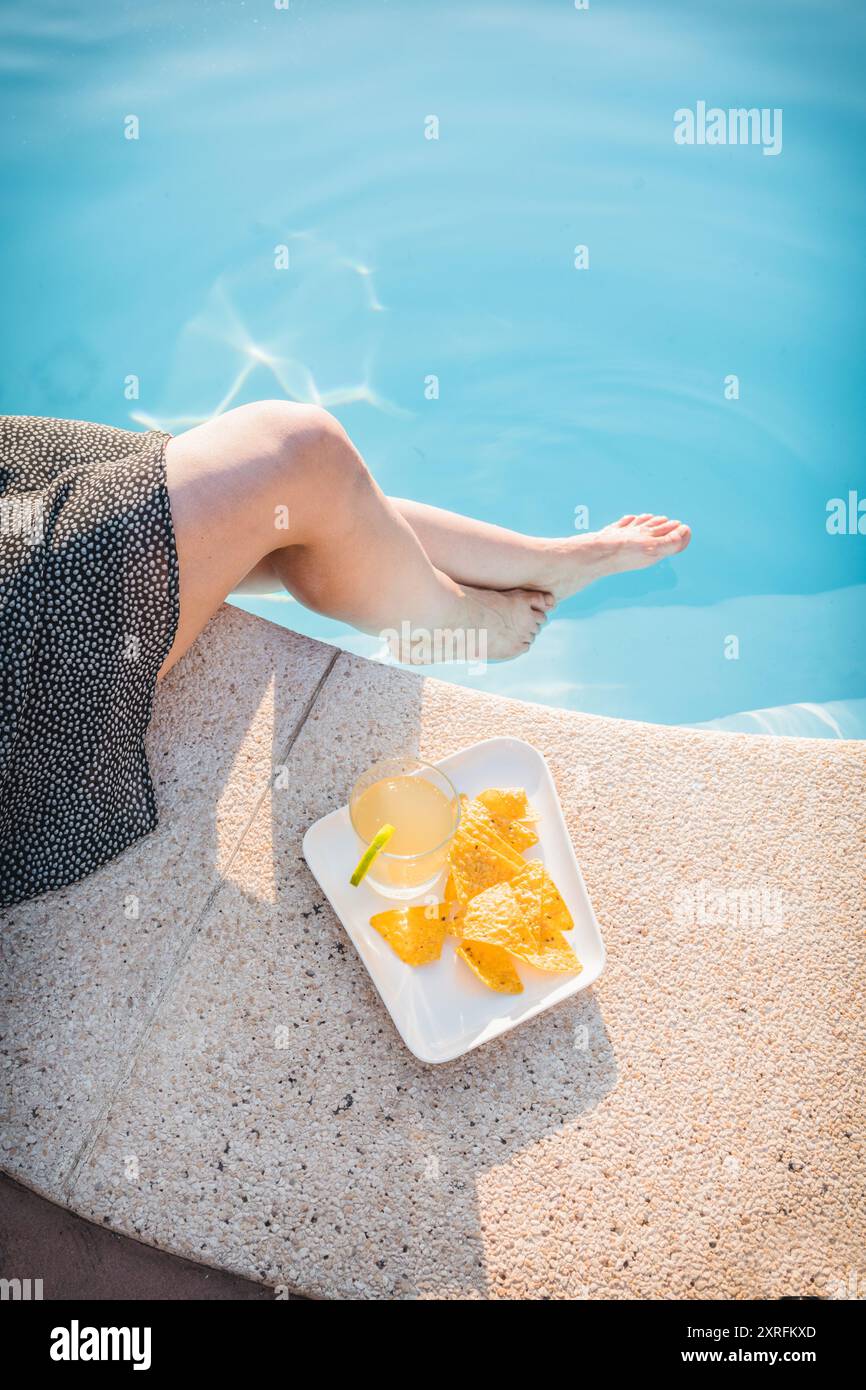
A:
[2, 605, 864, 1299]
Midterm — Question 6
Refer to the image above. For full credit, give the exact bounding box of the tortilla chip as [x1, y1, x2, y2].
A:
[511, 860, 574, 939]
[461, 878, 539, 955]
[369, 905, 449, 965]
[438, 884, 465, 935]
[519, 931, 582, 974]
[473, 788, 539, 852]
[449, 823, 523, 902]
[462, 861, 581, 975]
[458, 796, 525, 866]
[477, 788, 538, 823]
[507, 915, 581, 973]
[456, 939, 523, 994]
[485, 813, 538, 854]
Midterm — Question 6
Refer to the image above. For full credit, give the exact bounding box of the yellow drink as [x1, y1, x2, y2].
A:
[350, 760, 459, 897]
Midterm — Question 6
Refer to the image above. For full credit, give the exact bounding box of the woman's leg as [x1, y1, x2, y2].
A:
[388, 499, 691, 601]
[237, 500, 691, 601]
[237, 500, 692, 603]
[159, 402, 550, 678]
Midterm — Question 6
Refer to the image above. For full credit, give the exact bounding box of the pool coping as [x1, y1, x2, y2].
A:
[2, 605, 864, 1300]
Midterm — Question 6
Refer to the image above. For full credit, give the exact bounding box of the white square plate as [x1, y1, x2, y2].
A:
[302, 736, 605, 1063]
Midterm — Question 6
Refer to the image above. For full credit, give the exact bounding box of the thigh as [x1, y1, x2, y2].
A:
[232, 555, 281, 595]
[159, 408, 282, 677]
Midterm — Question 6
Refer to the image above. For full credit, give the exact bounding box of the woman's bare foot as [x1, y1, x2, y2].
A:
[388, 583, 552, 664]
[460, 584, 552, 660]
[537, 514, 691, 603]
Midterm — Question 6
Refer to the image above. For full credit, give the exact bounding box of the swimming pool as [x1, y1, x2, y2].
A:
[2, 0, 864, 735]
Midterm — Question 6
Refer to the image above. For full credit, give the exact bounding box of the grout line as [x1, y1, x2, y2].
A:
[274, 648, 342, 767]
[61, 647, 342, 1200]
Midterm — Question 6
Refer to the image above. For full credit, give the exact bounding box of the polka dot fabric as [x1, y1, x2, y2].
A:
[0, 416, 179, 908]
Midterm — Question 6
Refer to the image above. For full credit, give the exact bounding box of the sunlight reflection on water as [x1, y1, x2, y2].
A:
[1, 0, 864, 732]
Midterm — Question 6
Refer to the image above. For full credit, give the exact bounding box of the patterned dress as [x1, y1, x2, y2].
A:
[0, 417, 179, 908]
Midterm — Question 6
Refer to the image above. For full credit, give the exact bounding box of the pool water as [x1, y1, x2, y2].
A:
[2, 0, 864, 735]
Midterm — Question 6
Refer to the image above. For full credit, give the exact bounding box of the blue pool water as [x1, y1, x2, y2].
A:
[2, 0, 864, 735]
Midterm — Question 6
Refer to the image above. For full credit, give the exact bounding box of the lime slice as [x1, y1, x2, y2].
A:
[350, 823, 396, 887]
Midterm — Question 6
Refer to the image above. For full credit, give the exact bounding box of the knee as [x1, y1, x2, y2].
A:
[245, 400, 362, 481]
[228, 401, 369, 547]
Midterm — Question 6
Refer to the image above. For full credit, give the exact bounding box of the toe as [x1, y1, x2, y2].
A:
[659, 522, 691, 551]
[528, 589, 553, 614]
[615, 514, 636, 527]
[631, 513, 654, 526]
[648, 518, 679, 536]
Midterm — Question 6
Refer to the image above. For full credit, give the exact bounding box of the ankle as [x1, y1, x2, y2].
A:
[394, 571, 466, 637]
[532, 534, 582, 579]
